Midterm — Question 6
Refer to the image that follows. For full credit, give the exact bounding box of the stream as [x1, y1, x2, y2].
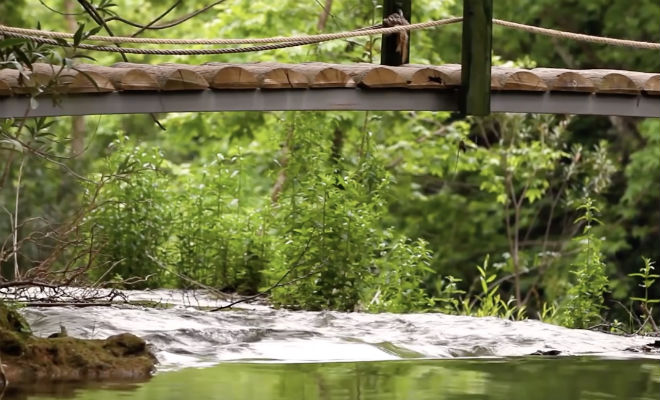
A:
[13, 289, 660, 399]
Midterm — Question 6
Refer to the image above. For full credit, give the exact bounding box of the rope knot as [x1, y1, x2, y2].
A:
[383, 10, 410, 28]
[383, 10, 410, 62]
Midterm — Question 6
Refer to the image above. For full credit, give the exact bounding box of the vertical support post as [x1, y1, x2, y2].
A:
[460, 0, 492, 116]
[381, 0, 411, 66]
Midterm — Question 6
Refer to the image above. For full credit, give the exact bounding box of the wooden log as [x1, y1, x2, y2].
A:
[204, 62, 309, 89]
[286, 63, 355, 88]
[112, 62, 208, 91]
[0, 64, 112, 95]
[642, 74, 660, 95]
[333, 64, 407, 88]
[0, 75, 12, 96]
[160, 63, 259, 89]
[532, 68, 595, 92]
[198, 63, 260, 89]
[0, 66, 53, 95]
[396, 65, 454, 89]
[27, 64, 115, 94]
[76, 64, 158, 91]
[425, 64, 463, 87]
[491, 67, 548, 91]
[578, 70, 640, 95]
[622, 71, 660, 95]
[247, 63, 309, 89]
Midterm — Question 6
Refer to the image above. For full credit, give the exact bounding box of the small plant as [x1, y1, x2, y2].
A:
[557, 198, 609, 329]
[628, 257, 659, 332]
[463, 255, 526, 319]
[434, 275, 466, 314]
[363, 236, 435, 313]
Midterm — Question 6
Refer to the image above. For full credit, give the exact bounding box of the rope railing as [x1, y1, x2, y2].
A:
[0, 17, 658, 56]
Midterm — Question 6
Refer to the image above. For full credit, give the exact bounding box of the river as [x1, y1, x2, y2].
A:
[12, 289, 660, 399]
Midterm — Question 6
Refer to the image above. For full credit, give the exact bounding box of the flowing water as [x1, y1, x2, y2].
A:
[11, 289, 660, 399]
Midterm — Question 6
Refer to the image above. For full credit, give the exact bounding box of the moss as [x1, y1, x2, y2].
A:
[0, 302, 156, 385]
[4, 334, 156, 383]
[0, 303, 30, 336]
[103, 333, 147, 357]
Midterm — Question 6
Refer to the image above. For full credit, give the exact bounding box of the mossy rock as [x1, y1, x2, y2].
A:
[0, 303, 30, 336]
[0, 302, 156, 386]
[4, 333, 156, 383]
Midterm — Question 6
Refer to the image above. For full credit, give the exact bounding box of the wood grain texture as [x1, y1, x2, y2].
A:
[0, 63, 657, 97]
[578, 70, 640, 95]
[532, 68, 595, 92]
[492, 67, 547, 91]
[113, 63, 208, 91]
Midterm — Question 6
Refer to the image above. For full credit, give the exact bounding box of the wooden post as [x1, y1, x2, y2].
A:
[381, 0, 411, 66]
[460, 0, 492, 116]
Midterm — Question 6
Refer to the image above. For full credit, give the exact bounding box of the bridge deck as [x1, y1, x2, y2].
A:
[0, 62, 657, 117]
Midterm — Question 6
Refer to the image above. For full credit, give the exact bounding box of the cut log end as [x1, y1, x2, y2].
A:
[161, 69, 209, 91]
[408, 68, 452, 89]
[261, 69, 308, 89]
[66, 70, 115, 93]
[115, 69, 160, 91]
[642, 75, 660, 95]
[210, 66, 259, 89]
[494, 70, 548, 91]
[309, 67, 354, 88]
[358, 67, 406, 88]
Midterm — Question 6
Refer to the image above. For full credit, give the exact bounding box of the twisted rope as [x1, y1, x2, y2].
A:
[0, 18, 461, 45]
[492, 19, 660, 50]
[0, 16, 658, 55]
[0, 32, 330, 55]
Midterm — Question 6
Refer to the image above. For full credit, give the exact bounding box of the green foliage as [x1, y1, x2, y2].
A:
[628, 257, 659, 332]
[90, 137, 173, 288]
[364, 236, 435, 313]
[265, 114, 430, 311]
[166, 154, 271, 294]
[557, 199, 609, 329]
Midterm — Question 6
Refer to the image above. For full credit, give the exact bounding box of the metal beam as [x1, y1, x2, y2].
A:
[0, 90, 658, 118]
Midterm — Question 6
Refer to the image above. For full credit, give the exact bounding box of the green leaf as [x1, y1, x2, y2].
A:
[73, 24, 85, 47]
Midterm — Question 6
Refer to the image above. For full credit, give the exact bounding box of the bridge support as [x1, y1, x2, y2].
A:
[460, 0, 492, 116]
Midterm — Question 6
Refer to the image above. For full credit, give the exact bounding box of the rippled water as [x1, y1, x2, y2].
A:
[20, 289, 658, 370]
[13, 289, 660, 400]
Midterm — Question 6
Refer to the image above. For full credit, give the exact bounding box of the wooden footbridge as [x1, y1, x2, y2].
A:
[0, 0, 657, 118]
[0, 62, 658, 118]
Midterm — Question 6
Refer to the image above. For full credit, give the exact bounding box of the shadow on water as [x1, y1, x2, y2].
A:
[9, 357, 660, 400]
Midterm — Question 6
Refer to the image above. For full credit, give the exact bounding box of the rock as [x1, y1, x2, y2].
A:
[529, 349, 561, 356]
[0, 302, 156, 387]
[103, 333, 147, 357]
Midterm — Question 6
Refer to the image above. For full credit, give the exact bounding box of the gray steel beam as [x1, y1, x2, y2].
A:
[0, 89, 658, 118]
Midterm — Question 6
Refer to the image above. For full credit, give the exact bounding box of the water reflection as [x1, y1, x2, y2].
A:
[11, 357, 660, 400]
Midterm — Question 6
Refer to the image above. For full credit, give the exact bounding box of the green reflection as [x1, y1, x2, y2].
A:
[12, 358, 660, 400]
